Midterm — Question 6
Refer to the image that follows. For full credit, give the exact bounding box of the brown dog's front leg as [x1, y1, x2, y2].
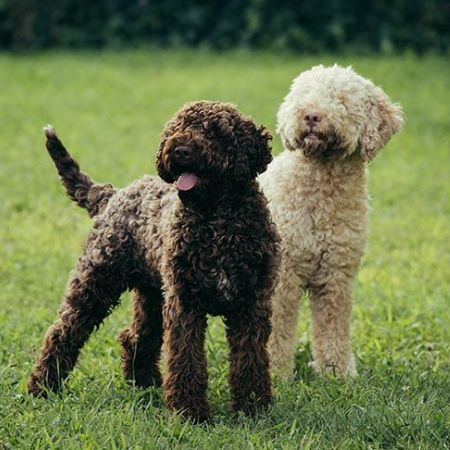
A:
[225, 306, 272, 415]
[162, 295, 211, 423]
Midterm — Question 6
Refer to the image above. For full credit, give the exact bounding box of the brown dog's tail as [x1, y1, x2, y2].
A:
[44, 125, 116, 218]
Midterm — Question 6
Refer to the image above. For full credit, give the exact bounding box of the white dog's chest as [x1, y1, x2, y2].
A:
[279, 197, 368, 277]
[260, 150, 369, 280]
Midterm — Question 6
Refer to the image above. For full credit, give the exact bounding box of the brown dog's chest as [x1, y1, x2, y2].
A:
[166, 216, 270, 315]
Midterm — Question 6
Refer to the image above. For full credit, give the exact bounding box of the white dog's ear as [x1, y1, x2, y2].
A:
[277, 125, 296, 151]
[360, 86, 404, 161]
[277, 99, 297, 152]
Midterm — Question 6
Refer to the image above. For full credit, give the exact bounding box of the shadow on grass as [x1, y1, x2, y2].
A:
[293, 341, 315, 383]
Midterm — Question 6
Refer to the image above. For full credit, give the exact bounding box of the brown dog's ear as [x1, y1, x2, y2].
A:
[360, 86, 404, 162]
[233, 121, 273, 181]
[249, 125, 273, 176]
[155, 139, 175, 183]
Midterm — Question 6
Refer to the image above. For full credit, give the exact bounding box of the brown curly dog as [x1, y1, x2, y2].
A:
[28, 101, 280, 423]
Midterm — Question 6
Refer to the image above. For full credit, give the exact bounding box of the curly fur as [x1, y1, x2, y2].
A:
[28, 101, 280, 423]
[259, 65, 404, 377]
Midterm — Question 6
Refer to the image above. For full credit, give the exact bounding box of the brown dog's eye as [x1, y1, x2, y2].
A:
[213, 119, 233, 136]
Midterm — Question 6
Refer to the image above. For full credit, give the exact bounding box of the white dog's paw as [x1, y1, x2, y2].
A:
[309, 358, 358, 378]
[271, 365, 295, 381]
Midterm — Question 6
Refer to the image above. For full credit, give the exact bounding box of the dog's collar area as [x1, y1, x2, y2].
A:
[177, 179, 257, 213]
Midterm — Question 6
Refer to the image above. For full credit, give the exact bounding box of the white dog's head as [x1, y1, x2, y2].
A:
[277, 64, 404, 162]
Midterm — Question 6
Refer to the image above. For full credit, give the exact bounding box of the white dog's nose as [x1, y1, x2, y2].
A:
[303, 112, 322, 126]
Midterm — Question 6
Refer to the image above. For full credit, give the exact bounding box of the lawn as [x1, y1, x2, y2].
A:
[0, 49, 449, 449]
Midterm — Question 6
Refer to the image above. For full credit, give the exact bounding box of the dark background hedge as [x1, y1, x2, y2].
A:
[0, 0, 449, 52]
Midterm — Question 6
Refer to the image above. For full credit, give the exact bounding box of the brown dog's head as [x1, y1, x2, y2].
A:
[277, 65, 404, 162]
[156, 101, 272, 202]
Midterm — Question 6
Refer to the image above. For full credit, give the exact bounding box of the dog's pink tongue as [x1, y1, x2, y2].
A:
[177, 172, 199, 191]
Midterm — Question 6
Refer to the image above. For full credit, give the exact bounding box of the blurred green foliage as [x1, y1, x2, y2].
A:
[0, 0, 448, 52]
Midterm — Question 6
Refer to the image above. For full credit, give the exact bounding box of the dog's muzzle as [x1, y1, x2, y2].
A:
[168, 146, 202, 192]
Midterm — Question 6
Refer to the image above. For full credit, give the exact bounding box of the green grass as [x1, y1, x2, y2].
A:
[1, 49, 449, 449]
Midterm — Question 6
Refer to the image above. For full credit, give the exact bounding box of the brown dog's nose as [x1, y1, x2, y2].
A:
[172, 146, 193, 164]
[304, 112, 322, 126]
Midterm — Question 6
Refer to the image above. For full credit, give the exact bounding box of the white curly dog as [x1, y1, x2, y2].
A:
[259, 65, 404, 377]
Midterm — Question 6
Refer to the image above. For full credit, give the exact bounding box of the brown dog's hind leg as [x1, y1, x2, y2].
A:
[28, 234, 130, 397]
[225, 306, 272, 415]
[119, 285, 164, 388]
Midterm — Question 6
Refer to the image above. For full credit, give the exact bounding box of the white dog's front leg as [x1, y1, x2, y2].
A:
[309, 277, 357, 377]
[268, 265, 305, 378]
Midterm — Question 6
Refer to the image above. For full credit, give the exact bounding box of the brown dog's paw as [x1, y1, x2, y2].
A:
[27, 374, 49, 398]
[119, 329, 162, 388]
[180, 408, 213, 425]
